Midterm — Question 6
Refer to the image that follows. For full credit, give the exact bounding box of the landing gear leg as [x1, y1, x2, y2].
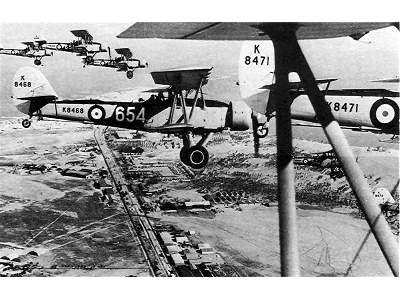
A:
[38, 110, 43, 121]
[179, 132, 193, 166]
[22, 119, 32, 128]
[180, 146, 191, 165]
[179, 132, 211, 169]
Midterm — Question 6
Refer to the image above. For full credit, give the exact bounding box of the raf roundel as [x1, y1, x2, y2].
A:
[88, 105, 106, 122]
[369, 98, 399, 131]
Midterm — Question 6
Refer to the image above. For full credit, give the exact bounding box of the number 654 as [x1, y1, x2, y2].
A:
[115, 106, 145, 122]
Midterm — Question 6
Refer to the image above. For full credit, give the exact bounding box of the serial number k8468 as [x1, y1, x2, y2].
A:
[14, 81, 31, 87]
[62, 107, 84, 114]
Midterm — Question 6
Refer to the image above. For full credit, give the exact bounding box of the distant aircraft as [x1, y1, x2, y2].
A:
[0, 36, 52, 65]
[374, 187, 396, 205]
[84, 47, 147, 79]
[44, 29, 107, 64]
[11, 66, 266, 169]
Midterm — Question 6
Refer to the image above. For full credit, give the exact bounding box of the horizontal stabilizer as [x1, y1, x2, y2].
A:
[261, 78, 338, 91]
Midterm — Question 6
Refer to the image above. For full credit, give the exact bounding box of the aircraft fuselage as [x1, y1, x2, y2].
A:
[33, 97, 248, 134]
[291, 95, 399, 134]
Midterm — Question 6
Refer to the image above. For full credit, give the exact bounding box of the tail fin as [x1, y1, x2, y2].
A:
[238, 42, 275, 114]
[374, 187, 395, 205]
[12, 67, 57, 115]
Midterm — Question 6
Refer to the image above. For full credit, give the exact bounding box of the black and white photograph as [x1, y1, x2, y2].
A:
[0, 1, 399, 299]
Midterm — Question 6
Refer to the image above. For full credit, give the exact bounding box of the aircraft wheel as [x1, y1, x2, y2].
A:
[126, 70, 134, 79]
[256, 125, 269, 138]
[85, 56, 94, 64]
[187, 145, 209, 169]
[34, 59, 41, 66]
[22, 119, 31, 128]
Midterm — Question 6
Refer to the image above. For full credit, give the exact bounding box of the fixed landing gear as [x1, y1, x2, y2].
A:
[179, 132, 212, 169]
[84, 56, 94, 65]
[22, 119, 32, 128]
[126, 70, 134, 79]
[255, 123, 269, 138]
[34, 59, 41, 66]
[252, 116, 270, 157]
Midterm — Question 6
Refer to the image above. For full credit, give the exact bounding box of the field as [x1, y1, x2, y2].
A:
[0, 119, 398, 276]
[0, 121, 151, 276]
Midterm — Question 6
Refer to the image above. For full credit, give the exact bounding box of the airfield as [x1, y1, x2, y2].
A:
[0, 118, 398, 276]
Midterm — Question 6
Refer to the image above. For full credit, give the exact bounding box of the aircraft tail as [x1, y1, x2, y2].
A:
[238, 42, 275, 115]
[12, 67, 57, 115]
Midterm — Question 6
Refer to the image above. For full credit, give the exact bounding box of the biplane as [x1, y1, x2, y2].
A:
[11, 66, 266, 169]
[84, 47, 146, 79]
[0, 36, 52, 65]
[44, 29, 106, 63]
[237, 41, 399, 139]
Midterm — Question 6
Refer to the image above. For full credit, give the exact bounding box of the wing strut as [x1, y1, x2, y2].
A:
[266, 24, 398, 277]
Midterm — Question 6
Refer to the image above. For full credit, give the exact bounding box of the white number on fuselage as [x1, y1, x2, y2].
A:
[115, 106, 145, 122]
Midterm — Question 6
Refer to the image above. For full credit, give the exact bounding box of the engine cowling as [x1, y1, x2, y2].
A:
[226, 101, 253, 131]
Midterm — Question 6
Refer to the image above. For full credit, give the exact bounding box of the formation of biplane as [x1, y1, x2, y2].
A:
[5, 24, 400, 170]
[0, 29, 146, 79]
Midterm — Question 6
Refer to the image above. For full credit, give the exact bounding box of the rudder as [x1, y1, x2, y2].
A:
[12, 67, 57, 115]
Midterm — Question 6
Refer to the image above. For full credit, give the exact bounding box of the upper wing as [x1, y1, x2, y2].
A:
[150, 67, 212, 90]
[71, 30, 93, 42]
[118, 22, 394, 40]
[115, 48, 132, 59]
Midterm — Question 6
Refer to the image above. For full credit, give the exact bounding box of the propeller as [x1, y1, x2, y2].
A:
[108, 46, 111, 60]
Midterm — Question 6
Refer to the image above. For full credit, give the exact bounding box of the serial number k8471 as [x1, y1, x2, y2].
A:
[328, 102, 359, 113]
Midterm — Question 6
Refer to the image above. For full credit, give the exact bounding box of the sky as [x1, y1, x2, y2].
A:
[0, 23, 399, 118]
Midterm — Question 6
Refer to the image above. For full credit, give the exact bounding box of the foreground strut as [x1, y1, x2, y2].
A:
[266, 24, 398, 277]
